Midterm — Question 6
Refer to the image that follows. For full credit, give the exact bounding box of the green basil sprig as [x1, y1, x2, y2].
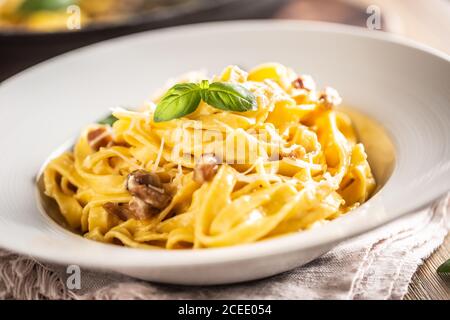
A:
[154, 80, 256, 122]
[154, 83, 202, 123]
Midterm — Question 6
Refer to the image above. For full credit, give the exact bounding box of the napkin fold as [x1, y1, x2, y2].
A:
[1, 194, 448, 300]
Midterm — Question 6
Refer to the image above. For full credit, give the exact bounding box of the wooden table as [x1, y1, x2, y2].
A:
[0, 0, 448, 300]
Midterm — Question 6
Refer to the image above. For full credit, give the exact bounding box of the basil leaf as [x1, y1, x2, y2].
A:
[98, 114, 118, 126]
[203, 82, 257, 112]
[153, 81, 257, 122]
[154, 83, 202, 122]
[437, 259, 450, 276]
[19, 0, 76, 13]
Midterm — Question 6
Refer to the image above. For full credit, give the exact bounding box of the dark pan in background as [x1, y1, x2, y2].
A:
[0, 0, 290, 82]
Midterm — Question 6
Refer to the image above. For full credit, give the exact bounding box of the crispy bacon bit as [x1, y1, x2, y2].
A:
[281, 145, 306, 159]
[318, 87, 342, 109]
[126, 170, 172, 210]
[87, 127, 113, 151]
[193, 154, 219, 184]
[292, 75, 316, 91]
[103, 202, 134, 221]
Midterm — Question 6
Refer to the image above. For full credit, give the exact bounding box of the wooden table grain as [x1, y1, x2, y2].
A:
[405, 234, 450, 300]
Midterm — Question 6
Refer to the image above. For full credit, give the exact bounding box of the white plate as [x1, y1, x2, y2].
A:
[0, 21, 449, 285]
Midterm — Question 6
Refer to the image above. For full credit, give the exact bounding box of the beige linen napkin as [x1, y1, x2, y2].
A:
[0, 194, 448, 300]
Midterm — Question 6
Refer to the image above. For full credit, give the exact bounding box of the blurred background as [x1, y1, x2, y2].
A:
[0, 0, 449, 82]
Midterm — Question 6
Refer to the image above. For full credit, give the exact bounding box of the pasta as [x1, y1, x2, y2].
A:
[43, 63, 376, 249]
